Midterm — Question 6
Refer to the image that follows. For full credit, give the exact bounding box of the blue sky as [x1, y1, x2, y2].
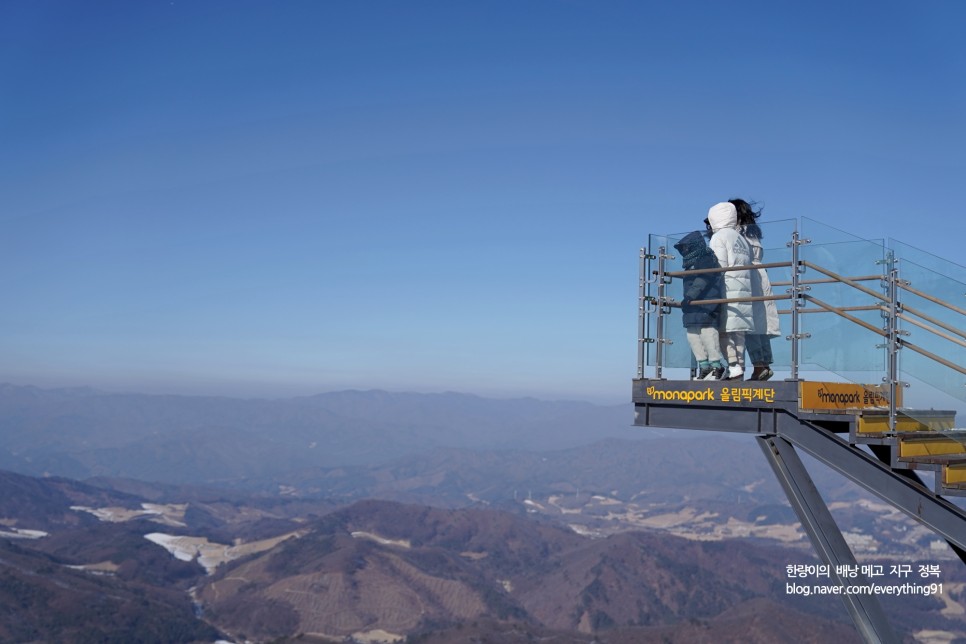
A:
[1, 1, 963, 402]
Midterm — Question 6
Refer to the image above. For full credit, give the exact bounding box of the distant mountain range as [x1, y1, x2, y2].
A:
[0, 384, 641, 484]
[1, 383, 945, 561]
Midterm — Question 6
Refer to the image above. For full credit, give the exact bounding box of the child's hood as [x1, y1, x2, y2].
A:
[673, 230, 708, 256]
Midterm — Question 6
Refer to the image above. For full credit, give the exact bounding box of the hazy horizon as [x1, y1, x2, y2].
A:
[0, 378, 632, 406]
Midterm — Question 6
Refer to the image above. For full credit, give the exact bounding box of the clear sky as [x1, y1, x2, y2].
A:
[1, 1, 963, 403]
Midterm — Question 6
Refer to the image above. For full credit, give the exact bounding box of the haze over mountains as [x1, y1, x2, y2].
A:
[0, 383, 963, 642]
[0, 384, 638, 484]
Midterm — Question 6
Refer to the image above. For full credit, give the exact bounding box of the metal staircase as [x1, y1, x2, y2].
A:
[634, 217, 966, 644]
[853, 409, 966, 495]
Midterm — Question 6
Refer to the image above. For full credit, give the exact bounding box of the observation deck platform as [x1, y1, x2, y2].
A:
[632, 377, 963, 495]
[634, 217, 966, 643]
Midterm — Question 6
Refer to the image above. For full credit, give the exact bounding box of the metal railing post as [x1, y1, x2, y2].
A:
[654, 245, 670, 380]
[884, 254, 901, 432]
[787, 230, 810, 380]
[638, 248, 647, 379]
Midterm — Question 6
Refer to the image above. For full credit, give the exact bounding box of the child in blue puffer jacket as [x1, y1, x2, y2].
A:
[674, 231, 727, 380]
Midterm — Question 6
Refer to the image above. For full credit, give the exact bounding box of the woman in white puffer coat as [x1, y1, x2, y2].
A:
[706, 201, 755, 380]
[731, 198, 780, 381]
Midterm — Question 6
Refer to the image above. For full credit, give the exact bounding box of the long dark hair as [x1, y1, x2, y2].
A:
[729, 198, 763, 239]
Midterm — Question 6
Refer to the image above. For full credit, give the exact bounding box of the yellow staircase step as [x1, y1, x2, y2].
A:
[857, 410, 956, 435]
[942, 462, 966, 487]
[898, 435, 966, 459]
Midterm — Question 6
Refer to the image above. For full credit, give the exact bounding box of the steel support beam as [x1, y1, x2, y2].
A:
[867, 444, 966, 568]
[777, 413, 966, 551]
[758, 436, 898, 644]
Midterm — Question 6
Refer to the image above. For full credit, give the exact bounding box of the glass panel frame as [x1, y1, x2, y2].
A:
[798, 218, 888, 376]
[895, 256, 966, 405]
[639, 217, 966, 443]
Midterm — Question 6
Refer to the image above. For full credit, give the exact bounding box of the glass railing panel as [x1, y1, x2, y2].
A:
[894, 375, 966, 444]
[881, 252, 965, 445]
[645, 232, 690, 372]
[657, 231, 694, 371]
[890, 239, 966, 284]
[798, 218, 888, 375]
[896, 258, 966, 405]
[802, 216, 885, 248]
[890, 246, 965, 431]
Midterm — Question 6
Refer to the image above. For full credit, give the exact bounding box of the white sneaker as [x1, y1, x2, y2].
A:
[726, 364, 744, 380]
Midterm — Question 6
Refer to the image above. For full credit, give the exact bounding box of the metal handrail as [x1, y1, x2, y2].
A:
[678, 294, 790, 307]
[772, 275, 882, 288]
[801, 261, 889, 303]
[900, 283, 966, 318]
[901, 339, 966, 377]
[804, 295, 888, 338]
[662, 259, 792, 278]
[898, 313, 966, 350]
